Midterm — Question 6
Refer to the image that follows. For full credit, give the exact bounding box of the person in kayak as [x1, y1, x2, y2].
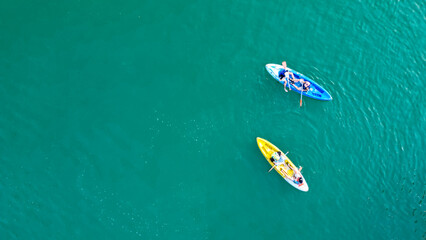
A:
[294, 173, 303, 185]
[291, 166, 304, 184]
[271, 151, 285, 166]
[293, 80, 311, 92]
[278, 61, 299, 92]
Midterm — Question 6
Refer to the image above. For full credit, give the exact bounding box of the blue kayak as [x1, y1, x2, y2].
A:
[265, 64, 332, 101]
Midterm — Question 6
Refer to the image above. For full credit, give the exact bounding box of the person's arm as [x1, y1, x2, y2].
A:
[294, 85, 303, 91]
[287, 164, 296, 174]
[298, 166, 303, 172]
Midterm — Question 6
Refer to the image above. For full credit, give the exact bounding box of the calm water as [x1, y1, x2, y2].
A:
[0, 0, 425, 239]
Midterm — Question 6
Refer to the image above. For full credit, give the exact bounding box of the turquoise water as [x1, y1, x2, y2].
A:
[0, 0, 425, 239]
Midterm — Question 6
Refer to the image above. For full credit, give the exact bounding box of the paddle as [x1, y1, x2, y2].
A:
[299, 81, 304, 107]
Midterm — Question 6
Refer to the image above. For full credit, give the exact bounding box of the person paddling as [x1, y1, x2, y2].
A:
[278, 61, 299, 92]
[294, 80, 311, 92]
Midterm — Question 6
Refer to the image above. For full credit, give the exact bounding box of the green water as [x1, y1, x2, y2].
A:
[0, 0, 425, 239]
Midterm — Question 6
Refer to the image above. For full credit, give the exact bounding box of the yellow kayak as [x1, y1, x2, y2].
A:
[256, 137, 309, 192]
